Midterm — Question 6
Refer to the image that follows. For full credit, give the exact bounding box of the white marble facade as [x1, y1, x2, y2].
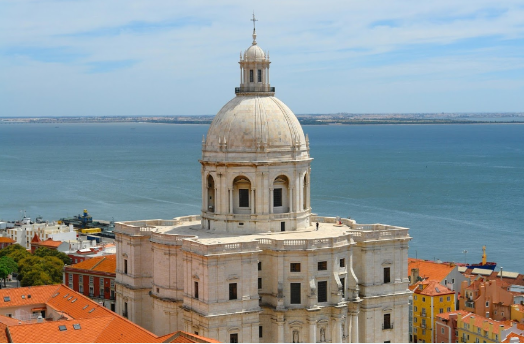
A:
[116, 25, 412, 343]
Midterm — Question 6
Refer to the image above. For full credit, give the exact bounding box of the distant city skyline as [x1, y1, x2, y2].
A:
[1, 0, 523, 117]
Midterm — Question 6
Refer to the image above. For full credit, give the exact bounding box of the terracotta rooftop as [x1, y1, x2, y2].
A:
[36, 238, 63, 248]
[502, 332, 524, 343]
[412, 280, 455, 296]
[67, 255, 116, 274]
[408, 258, 456, 283]
[0, 238, 15, 244]
[461, 313, 514, 334]
[435, 310, 469, 321]
[0, 285, 218, 343]
[161, 331, 221, 343]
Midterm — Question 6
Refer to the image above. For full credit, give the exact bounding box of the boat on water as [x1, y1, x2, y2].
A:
[465, 246, 497, 270]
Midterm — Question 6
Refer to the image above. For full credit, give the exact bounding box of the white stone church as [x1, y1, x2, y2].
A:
[115, 23, 412, 343]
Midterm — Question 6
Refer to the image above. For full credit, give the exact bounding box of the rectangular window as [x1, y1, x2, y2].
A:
[110, 280, 115, 288]
[124, 302, 128, 318]
[89, 276, 94, 284]
[258, 261, 261, 271]
[318, 261, 327, 270]
[318, 281, 327, 302]
[281, 221, 285, 232]
[440, 297, 443, 302]
[485, 301, 489, 307]
[259, 326, 263, 338]
[340, 277, 345, 298]
[229, 283, 237, 300]
[290, 283, 301, 304]
[258, 278, 262, 289]
[100, 278, 104, 297]
[384, 313, 391, 329]
[89, 286, 94, 296]
[68, 274, 73, 282]
[257, 69, 262, 82]
[194, 281, 199, 299]
[384, 267, 391, 283]
[124, 259, 128, 274]
[415, 306, 418, 312]
[452, 278, 455, 284]
[79, 283, 83, 293]
[290, 263, 301, 272]
[273, 188, 282, 207]
[230, 333, 238, 343]
[447, 307, 451, 312]
[249, 70, 253, 83]
[439, 308, 443, 314]
[340, 258, 345, 267]
[239, 189, 249, 207]
[447, 296, 451, 301]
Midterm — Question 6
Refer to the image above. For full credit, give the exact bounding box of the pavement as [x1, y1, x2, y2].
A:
[0, 276, 21, 289]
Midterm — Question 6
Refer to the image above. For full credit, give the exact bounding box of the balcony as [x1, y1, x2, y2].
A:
[382, 322, 394, 330]
[465, 301, 475, 308]
[235, 87, 275, 94]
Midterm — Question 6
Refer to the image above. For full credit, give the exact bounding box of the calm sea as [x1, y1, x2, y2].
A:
[0, 123, 522, 272]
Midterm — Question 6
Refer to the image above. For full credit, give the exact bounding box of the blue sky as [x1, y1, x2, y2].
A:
[1, 0, 523, 116]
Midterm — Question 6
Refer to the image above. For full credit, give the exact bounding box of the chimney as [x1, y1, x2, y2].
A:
[510, 337, 519, 343]
[411, 268, 419, 285]
[37, 315, 43, 323]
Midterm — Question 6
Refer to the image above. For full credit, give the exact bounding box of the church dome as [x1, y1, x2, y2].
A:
[244, 44, 265, 61]
[202, 95, 309, 162]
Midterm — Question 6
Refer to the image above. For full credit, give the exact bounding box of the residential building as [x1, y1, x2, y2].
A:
[435, 310, 469, 343]
[63, 255, 116, 311]
[0, 238, 15, 250]
[0, 284, 217, 342]
[30, 234, 68, 253]
[65, 243, 116, 264]
[115, 23, 412, 343]
[460, 279, 515, 321]
[5, 223, 76, 249]
[411, 280, 455, 343]
[457, 312, 524, 343]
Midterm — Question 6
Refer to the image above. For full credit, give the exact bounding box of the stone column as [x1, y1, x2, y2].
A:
[229, 189, 233, 214]
[350, 313, 358, 343]
[295, 176, 300, 214]
[202, 173, 207, 212]
[214, 188, 218, 213]
[277, 320, 284, 343]
[289, 188, 293, 213]
[308, 318, 317, 343]
[251, 189, 255, 215]
[333, 318, 342, 343]
[270, 188, 274, 214]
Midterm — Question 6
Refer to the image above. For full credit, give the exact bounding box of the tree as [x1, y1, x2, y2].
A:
[18, 255, 64, 287]
[34, 247, 71, 265]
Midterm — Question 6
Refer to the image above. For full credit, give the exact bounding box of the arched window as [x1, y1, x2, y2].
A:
[233, 176, 251, 214]
[303, 173, 308, 211]
[207, 175, 215, 213]
[273, 175, 289, 214]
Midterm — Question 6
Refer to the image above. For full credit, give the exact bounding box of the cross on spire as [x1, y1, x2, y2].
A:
[251, 12, 258, 31]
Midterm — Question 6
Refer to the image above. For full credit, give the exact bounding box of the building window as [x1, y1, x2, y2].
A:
[290, 283, 301, 304]
[318, 281, 327, 302]
[230, 333, 238, 343]
[79, 280, 83, 293]
[257, 69, 262, 82]
[258, 278, 262, 289]
[68, 274, 73, 283]
[414, 295, 417, 300]
[439, 308, 443, 314]
[194, 281, 199, 299]
[89, 286, 94, 296]
[452, 278, 455, 284]
[290, 263, 301, 272]
[340, 258, 345, 267]
[258, 262, 261, 271]
[249, 70, 253, 83]
[259, 326, 263, 338]
[229, 283, 237, 300]
[383, 314, 391, 330]
[415, 306, 418, 312]
[485, 301, 489, 307]
[340, 277, 345, 298]
[124, 259, 128, 274]
[239, 189, 249, 207]
[274, 188, 282, 207]
[447, 296, 451, 301]
[89, 276, 94, 284]
[414, 317, 418, 323]
[422, 297, 426, 302]
[124, 302, 128, 318]
[440, 297, 443, 302]
[100, 278, 104, 297]
[384, 267, 391, 283]
[318, 261, 327, 271]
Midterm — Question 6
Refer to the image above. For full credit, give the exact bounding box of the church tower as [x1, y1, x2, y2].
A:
[200, 18, 312, 233]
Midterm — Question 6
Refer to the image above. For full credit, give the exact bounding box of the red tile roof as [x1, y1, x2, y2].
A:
[162, 331, 220, 343]
[0, 238, 15, 244]
[408, 258, 456, 283]
[461, 313, 514, 334]
[67, 255, 116, 274]
[0, 285, 218, 343]
[436, 310, 469, 321]
[502, 332, 524, 343]
[412, 280, 455, 296]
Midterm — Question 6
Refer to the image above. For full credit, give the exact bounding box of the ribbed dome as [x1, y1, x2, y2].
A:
[244, 44, 265, 61]
[202, 95, 309, 162]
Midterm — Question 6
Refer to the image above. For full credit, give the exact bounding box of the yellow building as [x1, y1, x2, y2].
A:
[511, 304, 524, 324]
[412, 280, 455, 343]
[456, 312, 524, 343]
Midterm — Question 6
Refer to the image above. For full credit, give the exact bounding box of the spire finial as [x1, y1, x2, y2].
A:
[251, 12, 258, 45]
